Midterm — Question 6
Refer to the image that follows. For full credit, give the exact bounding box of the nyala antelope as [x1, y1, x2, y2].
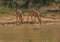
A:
[27, 8, 41, 24]
[15, 9, 23, 23]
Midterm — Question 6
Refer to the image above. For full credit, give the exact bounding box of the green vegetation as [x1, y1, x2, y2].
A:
[0, 0, 55, 8]
[0, 0, 58, 15]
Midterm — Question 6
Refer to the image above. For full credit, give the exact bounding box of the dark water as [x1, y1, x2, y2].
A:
[0, 24, 60, 42]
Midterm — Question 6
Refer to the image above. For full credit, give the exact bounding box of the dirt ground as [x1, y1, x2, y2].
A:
[0, 15, 60, 23]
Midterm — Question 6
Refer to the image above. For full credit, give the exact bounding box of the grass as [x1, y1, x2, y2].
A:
[0, 24, 60, 42]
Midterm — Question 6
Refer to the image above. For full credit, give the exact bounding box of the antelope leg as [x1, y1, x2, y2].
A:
[37, 16, 41, 24]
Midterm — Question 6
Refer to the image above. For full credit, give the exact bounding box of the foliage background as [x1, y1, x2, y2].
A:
[0, 0, 58, 15]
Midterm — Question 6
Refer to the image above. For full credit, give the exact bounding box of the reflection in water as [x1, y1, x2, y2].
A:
[0, 24, 60, 42]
